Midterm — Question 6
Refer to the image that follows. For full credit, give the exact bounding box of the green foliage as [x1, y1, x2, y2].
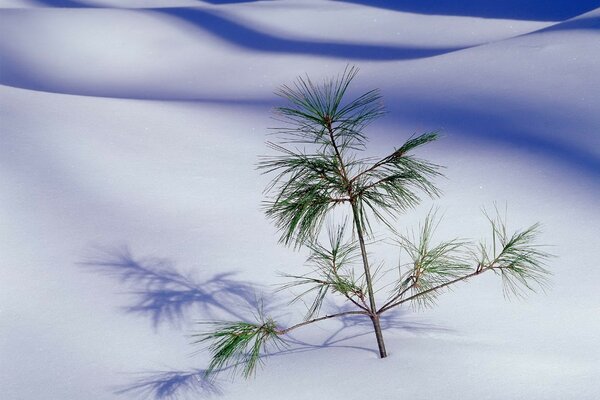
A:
[279, 222, 367, 319]
[259, 143, 343, 247]
[476, 209, 552, 298]
[193, 318, 285, 379]
[394, 210, 472, 309]
[350, 132, 443, 232]
[273, 65, 384, 149]
[259, 66, 443, 246]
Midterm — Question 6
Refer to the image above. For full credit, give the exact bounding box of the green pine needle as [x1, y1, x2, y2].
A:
[273, 65, 384, 150]
[278, 221, 366, 319]
[193, 319, 286, 380]
[395, 210, 472, 309]
[478, 208, 553, 298]
[261, 68, 443, 246]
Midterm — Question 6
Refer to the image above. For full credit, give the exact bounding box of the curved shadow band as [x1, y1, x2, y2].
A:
[334, 0, 600, 22]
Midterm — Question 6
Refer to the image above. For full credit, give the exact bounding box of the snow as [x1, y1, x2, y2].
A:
[1, 1, 599, 399]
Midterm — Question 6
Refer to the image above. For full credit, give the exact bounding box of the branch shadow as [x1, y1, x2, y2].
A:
[82, 246, 280, 398]
[81, 246, 269, 328]
[111, 308, 451, 399]
[278, 308, 452, 358]
[115, 369, 222, 399]
[84, 246, 451, 398]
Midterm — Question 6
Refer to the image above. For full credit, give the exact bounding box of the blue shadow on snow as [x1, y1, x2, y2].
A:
[87, 247, 449, 399]
[81, 246, 266, 328]
[115, 369, 222, 399]
[335, 0, 600, 22]
[537, 15, 600, 32]
[384, 95, 600, 178]
[155, 7, 468, 61]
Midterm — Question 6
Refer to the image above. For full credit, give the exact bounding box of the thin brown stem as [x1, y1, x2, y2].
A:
[330, 197, 352, 204]
[331, 271, 370, 313]
[349, 150, 400, 184]
[325, 116, 351, 189]
[351, 202, 388, 358]
[325, 115, 387, 358]
[354, 176, 391, 197]
[378, 245, 520, 314]
[283, 274, 369, 312]
[350, 203, 378, 315]
[344, 294, 370, 312]
[276, 310, 368, 335]
[378, 278, 416, 312]
[325, 117, 378, 316]
[378, 266, 494, 314]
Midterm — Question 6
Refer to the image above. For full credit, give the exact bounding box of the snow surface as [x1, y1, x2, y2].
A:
[1, 1, 599, 399]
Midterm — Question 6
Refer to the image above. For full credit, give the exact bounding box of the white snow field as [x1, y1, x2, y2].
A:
[1, 1, 599, 399]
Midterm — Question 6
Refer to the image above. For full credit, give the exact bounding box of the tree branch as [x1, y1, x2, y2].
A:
[377, 267, 490, 314]
[330, 196, 352, 204]
[348, 146, 407, 185]
[276, 310, 368, 335]
[378, 277, 416, 312]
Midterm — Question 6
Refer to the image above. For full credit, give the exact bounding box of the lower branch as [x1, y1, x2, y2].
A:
[276, 310, 368, 335]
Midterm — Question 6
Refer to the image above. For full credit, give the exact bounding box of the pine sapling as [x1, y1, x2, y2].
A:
[193, 66, 551, 379]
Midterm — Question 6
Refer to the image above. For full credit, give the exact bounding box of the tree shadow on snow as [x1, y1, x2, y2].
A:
[83, 246, 272, 398]
[83, 246, 280, 397]
[279, 308, 451, 358]
[85, 246, 449, 398]
[113, 309, 450, 399]
[81, 246, 270, 328]
[115, 368, 223, 399]
[334, 0, 600, 22]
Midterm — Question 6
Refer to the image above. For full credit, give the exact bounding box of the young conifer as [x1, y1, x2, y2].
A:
[193, 66, 551, 378]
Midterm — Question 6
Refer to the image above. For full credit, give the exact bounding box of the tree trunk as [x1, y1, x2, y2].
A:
[350, 202, 388, 358]
[370, 314, 388, 358]
[327, 122, 388, 358]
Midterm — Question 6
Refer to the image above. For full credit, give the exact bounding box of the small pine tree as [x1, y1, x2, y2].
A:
[194, 66, 551, 378]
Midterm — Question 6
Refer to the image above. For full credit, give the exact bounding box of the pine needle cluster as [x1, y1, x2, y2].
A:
[193, 318, 285, 379]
